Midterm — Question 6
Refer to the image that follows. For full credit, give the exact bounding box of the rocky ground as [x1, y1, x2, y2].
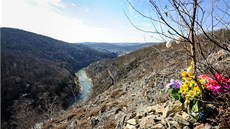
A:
[34, 42, 229, 129]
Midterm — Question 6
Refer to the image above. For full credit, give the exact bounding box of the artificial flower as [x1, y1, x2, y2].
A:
[199, 72, 230, 96]
[188, 90, 195, 98]
[194, 87, 201, 95]
[181, 71, 193, 81]
[187, 65, 194, 74]
[180, 87, 186, 96]
[189, 80, 196, 88]
[185, 97, 190, 103]
[166, 39, 175, 48]
[165, 79, 182, 91]
[176, 37, 181, 44]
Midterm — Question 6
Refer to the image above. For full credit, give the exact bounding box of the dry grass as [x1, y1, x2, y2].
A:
[77, 119, 89, 129]
[103, 118, 116, 129]
[42, 121, 55, 129]
[110, 88, 123, 98]
[55, 122, 69, 129]
[88, 108, 100, 117]
[107, 101, 119, 110]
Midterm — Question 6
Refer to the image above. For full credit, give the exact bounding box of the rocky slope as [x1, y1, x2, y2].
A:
[38, 40, 229, 128]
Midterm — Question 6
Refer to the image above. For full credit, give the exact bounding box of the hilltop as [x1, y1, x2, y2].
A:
[79, 42, 153, 55]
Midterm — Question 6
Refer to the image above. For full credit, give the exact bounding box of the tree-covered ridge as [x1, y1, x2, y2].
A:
[1, 27, 117, 129]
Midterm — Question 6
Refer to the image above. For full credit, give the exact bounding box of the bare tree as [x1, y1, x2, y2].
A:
[125, 0, 230, 121]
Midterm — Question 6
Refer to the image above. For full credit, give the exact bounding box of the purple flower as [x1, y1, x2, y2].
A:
[165, 79, 182, 90]
[172, 81, 182, 89]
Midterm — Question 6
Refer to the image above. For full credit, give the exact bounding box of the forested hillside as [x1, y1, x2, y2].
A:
[80, 42, 153, 55]
[1, 28, 116, 128]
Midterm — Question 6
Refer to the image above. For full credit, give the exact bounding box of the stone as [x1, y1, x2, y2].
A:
[152, 114, 162, 121]
[32, 123, 43, 129]
[167, 101, 182, 117]
[161, 118, 167, 125]
[167, 120, 181, 129]
[182, 112, 190, 121]
[136, 111, 146, 119]
[91, 118, 99, 127]
[183, 126, 190, 129]
[155, 105, 164, 114]
[125, 124, 136, 129]
[182, 112, 196, 123]
[152, 123, 164, 129]
[163, 106, 169, 118]
[154, 104, 170, 118]
[139, 115, 155, 128]
[127, 119, 137, 125]
[66, 121, 77, 129]
[115, 108, 122, 114]
[115, 112, 126, 129]
[145, 106, 155, 113]
[174, 113, 190, 126]
[129, 113, 136, 119]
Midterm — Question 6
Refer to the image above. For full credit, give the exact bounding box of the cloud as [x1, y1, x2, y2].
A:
[1, 0, 161, 43]
[1, 0, 109, 42]
[29, 0, 65, 8]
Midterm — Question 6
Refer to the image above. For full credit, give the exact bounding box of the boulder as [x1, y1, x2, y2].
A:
[152, 123, 164, 129]
[145, 106, 155, 113]
[125, 124, 136, 129]
[139, 115, 156, 128]
[127, 119, 137, 125]
[155, 105, 169, 118]
[91, 118, 99, 127]
[174, 113, 190, 126]
[167, 120, 181, 129]
[182, 112, 190, 121]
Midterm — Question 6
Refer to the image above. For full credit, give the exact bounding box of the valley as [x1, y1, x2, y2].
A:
[1, 28, 148, 129]
[2, 0, 230, 129]
[1, 28, 230, 129]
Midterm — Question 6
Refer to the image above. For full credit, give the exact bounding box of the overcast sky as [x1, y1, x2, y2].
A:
[1, 0, 158, 43]
[1, 0, 229, 43]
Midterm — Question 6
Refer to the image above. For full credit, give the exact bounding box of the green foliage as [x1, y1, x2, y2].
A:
[168, 89, 182, 101]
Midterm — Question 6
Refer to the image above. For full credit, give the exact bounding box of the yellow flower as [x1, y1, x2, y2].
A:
[199, 79, 205, 85]
[187, 65, 194, 74]
[176, 37, 181, 44]
[194, 87, 201, 95]
[185, 97, 190, 103]
[181, 71, 193, 81]
[183, 85, 189, 91]
[188, 90, 195, 98]
[189, 80, 196, 88]
[181, 82, 189, 90]
[180, 87, 186, 96]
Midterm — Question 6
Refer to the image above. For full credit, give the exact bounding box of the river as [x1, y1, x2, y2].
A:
[76, 69, 92, 101]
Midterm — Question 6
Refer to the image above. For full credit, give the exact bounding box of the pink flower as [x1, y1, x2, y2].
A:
[212, 85, 222, 96]
[199, 72, 230, 96]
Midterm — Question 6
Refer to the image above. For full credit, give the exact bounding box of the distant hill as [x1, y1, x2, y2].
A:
[1, 28, 117, 129]
[79, 42, 153, 55]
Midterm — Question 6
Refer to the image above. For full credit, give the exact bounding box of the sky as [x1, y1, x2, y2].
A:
[1, 0, 156, 43]
[1, 0, 229, 43]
